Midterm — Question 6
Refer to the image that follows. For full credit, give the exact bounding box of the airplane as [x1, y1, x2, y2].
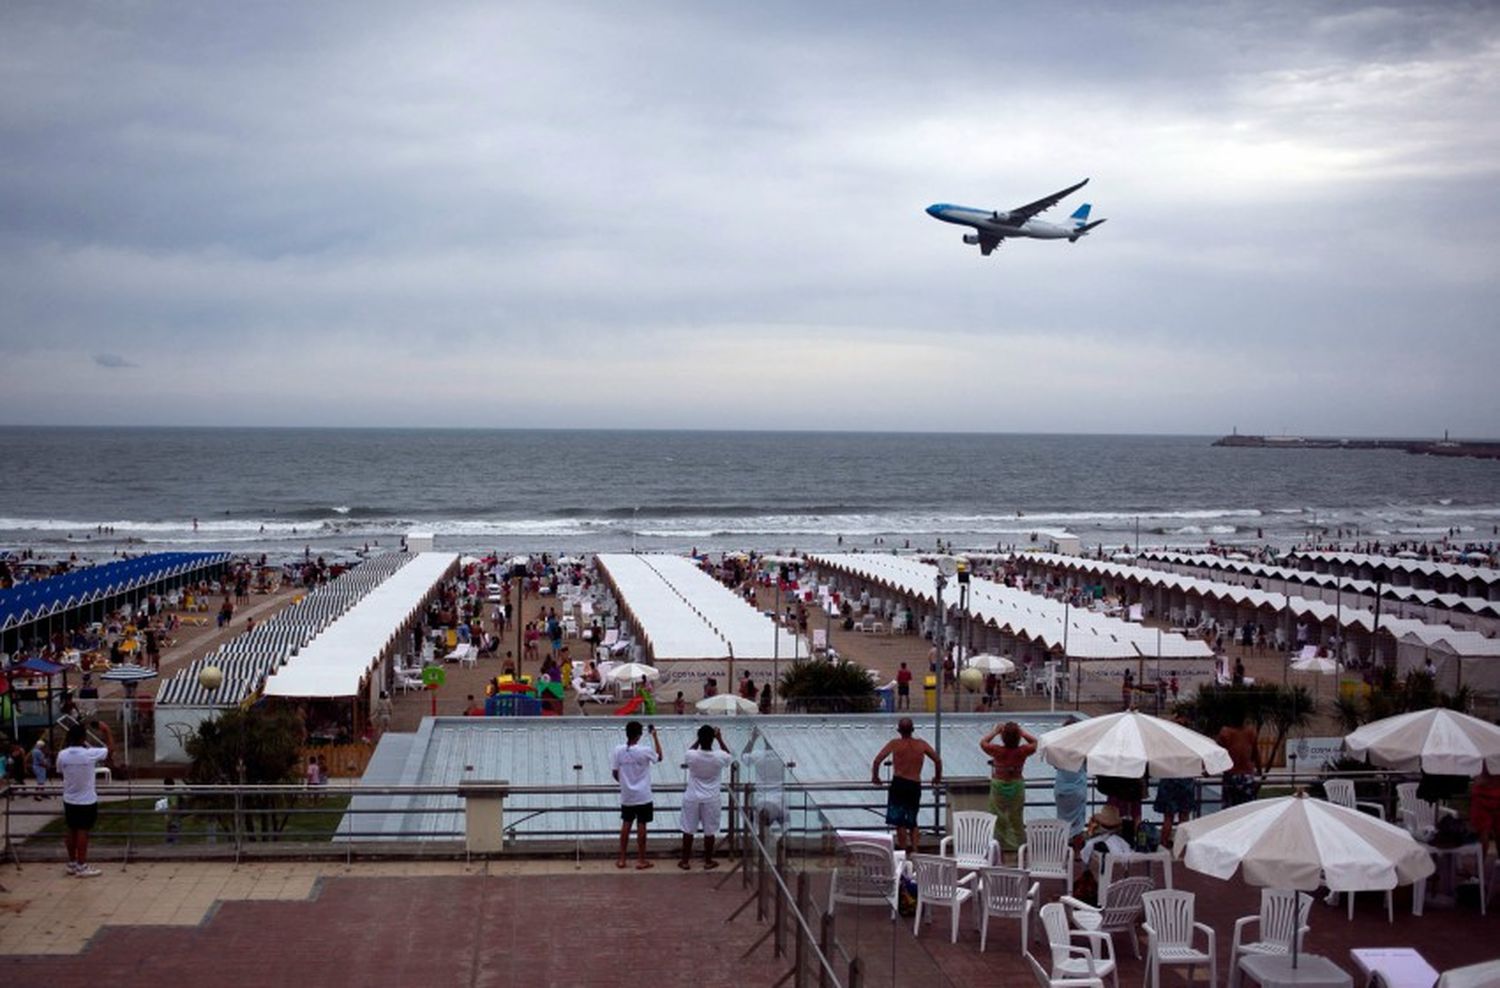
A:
[925, 178, 1106, 256]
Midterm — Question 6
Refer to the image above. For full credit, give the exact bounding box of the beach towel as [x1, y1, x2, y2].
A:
[989, 778, 1026, 851]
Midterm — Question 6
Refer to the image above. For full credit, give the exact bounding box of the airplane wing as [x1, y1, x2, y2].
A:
[1006, 178, 1089, 224]
[978, 233, 1003, 256]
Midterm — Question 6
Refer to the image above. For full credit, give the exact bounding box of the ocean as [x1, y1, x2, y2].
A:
[2, 427, 1498, 561]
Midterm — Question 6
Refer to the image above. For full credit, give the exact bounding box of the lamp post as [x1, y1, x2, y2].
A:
[1061, 597, 1069, 714]
[954, 558, 970, 712]
[932, 556, 957, 767]
[772, 566, 782, 696]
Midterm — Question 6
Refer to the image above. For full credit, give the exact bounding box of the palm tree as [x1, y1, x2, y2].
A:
[778, 658, 878, 714]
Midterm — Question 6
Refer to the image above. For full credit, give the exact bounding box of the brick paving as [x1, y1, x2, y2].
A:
[1, 853, 1493, 987]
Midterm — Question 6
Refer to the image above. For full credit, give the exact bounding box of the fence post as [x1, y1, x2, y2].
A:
[728, 764, 740, 856]
[792, 871, 812, 988]
[773, 838, 788, 958]
[848, 956, 862, 988]
[818, 909, 834, 988]
[757, 817, 770, 922]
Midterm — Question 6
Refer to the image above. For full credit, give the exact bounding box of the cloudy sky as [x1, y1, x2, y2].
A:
[2, 1, 1497, 434]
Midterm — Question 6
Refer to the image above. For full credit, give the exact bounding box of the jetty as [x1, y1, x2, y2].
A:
[1213, 430, 1500, 460]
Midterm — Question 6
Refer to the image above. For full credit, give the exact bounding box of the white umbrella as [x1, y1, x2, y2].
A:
[1174, 792, 1435, 892]
[1037, 710, 1233, 778]
[967, 653, 1016, 675]
[1289, 655, 1337, 675]
[607, 662, 661, 684]
[1344, 707, 1500, 775]
[696, 694, 758, 715]
[1290, 654, 1337, 706]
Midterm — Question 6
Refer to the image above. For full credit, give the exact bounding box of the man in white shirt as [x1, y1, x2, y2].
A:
[611, 720, 662, 870]
[679, 724, 733, 871]
[56, 722, 110, 878]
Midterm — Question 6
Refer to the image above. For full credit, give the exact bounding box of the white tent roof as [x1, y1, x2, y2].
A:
[263, 552, 458, 698]
[597, 554, 798, 661]
[1025, 552, 1478, 644]
[808, 553, 1210, 660]
[1140, 550, 1500, 619]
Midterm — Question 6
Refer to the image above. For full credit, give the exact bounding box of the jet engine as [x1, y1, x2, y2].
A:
[962, 234, 980, 245]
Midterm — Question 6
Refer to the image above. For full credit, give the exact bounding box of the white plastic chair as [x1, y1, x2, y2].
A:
[1040, 901, 1119, 988]
[829, 840, 901, 919]
[1019, 818, 1076, 895]
[1322, 778, 1384, 820]
[975, 866, 1040, 953]
[1397, 782, 1439, 837]
[1061, 876, 1153, 960]
[941, 810, 1001, 871]
[910, 854, 976, 943]
[1025, 950, 1107, 988]
[1228, 890, 1311, 988]
[1141, 890, 1216, 988]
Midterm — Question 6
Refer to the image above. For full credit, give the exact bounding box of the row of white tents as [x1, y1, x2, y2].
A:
[1020, 552, 1500, 693]
[1140, 549, 1500, 628]
[595, 553, 798, 661]
[811, 552, 1213, 661]
[153, 552, 457, 761]
[1287, 549, 1500, 598]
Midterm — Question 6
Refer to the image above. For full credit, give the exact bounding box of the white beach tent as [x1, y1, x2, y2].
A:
[262, 552, 458, 699]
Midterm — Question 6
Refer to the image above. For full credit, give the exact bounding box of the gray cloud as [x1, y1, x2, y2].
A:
[1, 1, 1498, 433]
[92, 353, 136, 369]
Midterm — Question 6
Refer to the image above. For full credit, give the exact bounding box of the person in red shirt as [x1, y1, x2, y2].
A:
[464, 694, 485, 716]
[895, 662, 913, 710]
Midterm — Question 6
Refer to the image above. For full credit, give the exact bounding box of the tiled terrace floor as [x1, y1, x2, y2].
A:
[0, 855, 1493, 987]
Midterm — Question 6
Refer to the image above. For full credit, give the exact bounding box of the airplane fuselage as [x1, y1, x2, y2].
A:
[925, 204, 1075, 240]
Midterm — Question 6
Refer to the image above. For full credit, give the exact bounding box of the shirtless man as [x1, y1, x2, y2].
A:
[1216, 719, 1260, 806]
[871, 718, 942, 854]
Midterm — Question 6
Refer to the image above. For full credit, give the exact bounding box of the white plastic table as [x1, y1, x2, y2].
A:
[1239, 954, 1352, 988]
[1411, 843, 1485, 916]
[1348, 948, 1438, 988]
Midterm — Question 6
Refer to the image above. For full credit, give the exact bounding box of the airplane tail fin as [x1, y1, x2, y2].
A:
[1069, 218, 1107, 242]
[1070, 203, 1092, 228]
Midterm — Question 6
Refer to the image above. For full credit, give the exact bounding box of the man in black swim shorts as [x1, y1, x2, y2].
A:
[871, 717, 941, 855]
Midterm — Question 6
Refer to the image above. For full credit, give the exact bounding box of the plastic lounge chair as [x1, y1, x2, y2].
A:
[975, 866, 1040, 953]
[830, 840, 902, 919]
[1025, 951, 1106, 988]
[1228, 889, 1311, 988]
[910, 854, 976, 943]
[1019, 818, 1075, 896]
[1040, 901, 1118, 988]
[1061, 876, 1153, 960]
[940, 809, 1001, 871]
[1141, 890, 1215, 988]
[1437, 959, 1500, 988]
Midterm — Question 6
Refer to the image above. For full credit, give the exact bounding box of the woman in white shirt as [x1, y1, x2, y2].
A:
[679, 725, 733, 871]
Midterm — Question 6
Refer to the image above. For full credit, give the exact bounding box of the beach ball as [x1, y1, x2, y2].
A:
[198, 666, 224, 692]
[958, 667, 985, 694]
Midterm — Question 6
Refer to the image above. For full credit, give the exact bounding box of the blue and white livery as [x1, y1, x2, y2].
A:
[926, 178, 1106, 256]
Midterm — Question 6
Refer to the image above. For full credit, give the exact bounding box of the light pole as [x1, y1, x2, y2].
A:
[1061, 597, 1069, 714]
[932, 556, 957, 767]
[773, 567, 782, 693]
[954, 559, 970, 712]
